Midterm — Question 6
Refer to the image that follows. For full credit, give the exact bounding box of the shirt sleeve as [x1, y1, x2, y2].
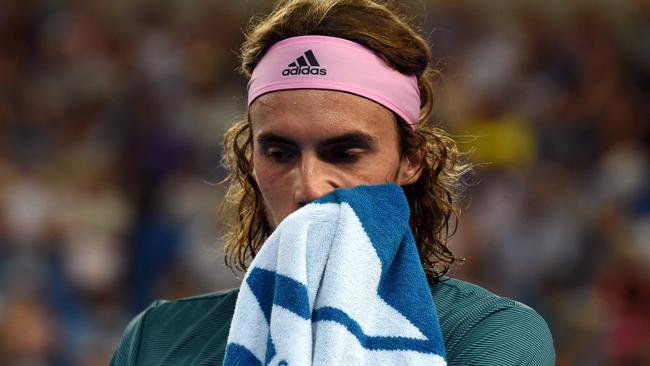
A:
[109, 301, 163, 366]
[445, 301, 556, 366]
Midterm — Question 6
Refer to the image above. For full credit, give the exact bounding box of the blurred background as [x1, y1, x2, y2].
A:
[0, 0, 648, 365]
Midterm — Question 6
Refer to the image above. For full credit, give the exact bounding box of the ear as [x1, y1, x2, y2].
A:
[397, 145, 425, 185]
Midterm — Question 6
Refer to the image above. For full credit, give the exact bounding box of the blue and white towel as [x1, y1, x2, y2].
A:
[224, 184, 447, 366]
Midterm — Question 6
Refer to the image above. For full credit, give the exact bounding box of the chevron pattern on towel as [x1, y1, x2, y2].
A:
[224, 184, 447, 366]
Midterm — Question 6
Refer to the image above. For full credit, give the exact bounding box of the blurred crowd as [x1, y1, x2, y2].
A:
[0, 0, 648, 365]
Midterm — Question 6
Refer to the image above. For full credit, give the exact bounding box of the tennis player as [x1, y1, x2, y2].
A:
[111, 0, 555, 364]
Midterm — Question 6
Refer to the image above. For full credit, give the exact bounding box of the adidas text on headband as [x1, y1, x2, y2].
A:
[247, 35, 421, 128]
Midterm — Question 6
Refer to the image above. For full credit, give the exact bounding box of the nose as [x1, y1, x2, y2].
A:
[293, 154, 337, 206]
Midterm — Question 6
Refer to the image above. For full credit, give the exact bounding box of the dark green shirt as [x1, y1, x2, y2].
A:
[110, 277, 555, 365]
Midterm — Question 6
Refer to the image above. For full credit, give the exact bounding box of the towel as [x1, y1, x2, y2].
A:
[224, 184, 447, 366]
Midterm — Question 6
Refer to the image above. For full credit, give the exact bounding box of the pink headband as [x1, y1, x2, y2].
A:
[247, 35, 421, 128]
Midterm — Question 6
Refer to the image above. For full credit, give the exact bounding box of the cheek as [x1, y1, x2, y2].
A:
[356, 151, 402, 183]
[253, 156, 275, 194]
[252, 156, 289, 220]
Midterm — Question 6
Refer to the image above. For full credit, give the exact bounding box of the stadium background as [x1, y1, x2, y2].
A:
[1, 0, 648, 365]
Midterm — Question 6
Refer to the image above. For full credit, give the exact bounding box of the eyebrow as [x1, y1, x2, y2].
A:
[256, 131, 377, 149]
[256, 132, 295, 146]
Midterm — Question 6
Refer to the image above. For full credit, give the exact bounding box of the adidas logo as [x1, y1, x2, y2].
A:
[282, 50, 327, 76]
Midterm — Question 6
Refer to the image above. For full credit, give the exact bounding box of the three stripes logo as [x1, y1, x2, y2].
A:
[282, 49, 327, 76]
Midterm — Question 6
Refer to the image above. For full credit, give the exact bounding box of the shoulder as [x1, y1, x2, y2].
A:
[110, 288, 239, 366]
[431, 277, 555, 366]
[135, 288, 239, 327]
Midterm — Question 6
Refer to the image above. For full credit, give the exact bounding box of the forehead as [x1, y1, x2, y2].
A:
[248, 89, 397, 140]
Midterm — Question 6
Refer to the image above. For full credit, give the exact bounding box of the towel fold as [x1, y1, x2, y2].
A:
[224, 184, 447, 366]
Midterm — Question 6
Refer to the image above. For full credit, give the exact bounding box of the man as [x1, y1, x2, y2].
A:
[111, 1, 555, 364]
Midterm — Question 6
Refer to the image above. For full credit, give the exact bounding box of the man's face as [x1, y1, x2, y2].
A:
[249, 89, 422, 228]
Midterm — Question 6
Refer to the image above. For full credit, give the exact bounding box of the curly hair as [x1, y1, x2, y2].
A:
[221, 0, 469, 283]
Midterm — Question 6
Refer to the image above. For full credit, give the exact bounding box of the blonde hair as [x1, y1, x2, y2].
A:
[221, 0, 469, 282]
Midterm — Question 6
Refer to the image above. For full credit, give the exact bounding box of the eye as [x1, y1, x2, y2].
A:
[321, 146, 365, 163]
[264, 146, 297, 163]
